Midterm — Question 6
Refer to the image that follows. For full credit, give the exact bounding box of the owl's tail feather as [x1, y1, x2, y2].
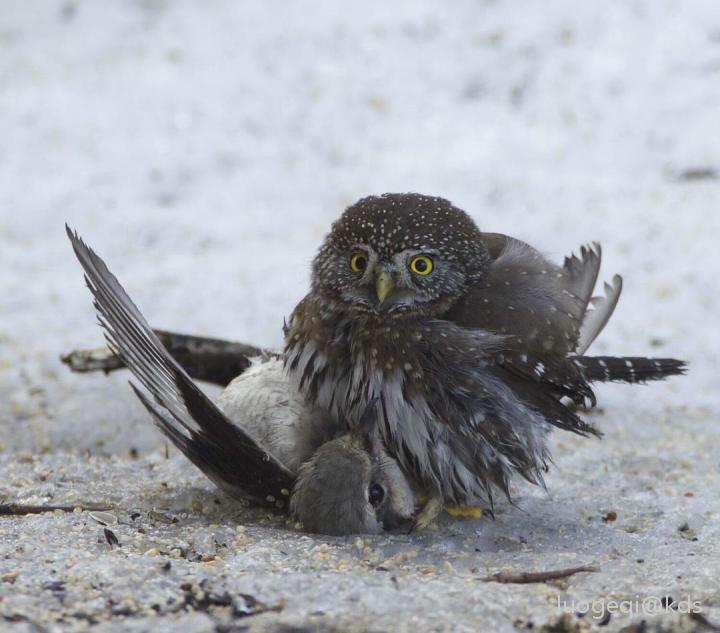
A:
[571, 356, 687, 384]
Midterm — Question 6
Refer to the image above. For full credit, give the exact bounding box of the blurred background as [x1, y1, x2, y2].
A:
[0, 0, 717, 453]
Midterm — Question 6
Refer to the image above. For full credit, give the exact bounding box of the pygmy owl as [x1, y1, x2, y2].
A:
[285, 193, 685, 515]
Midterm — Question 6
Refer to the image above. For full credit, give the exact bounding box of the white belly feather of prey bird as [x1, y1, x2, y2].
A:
[216, 358, 334, 473]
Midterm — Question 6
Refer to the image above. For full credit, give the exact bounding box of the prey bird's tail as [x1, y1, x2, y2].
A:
[570, 355, 687, 384]
[66, 226, 295, 507]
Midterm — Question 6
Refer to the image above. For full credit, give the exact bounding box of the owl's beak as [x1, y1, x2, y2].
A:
[375, 271, 394, 303]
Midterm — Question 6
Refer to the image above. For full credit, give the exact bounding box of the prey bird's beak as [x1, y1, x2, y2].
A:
[375, 271, 394, 304]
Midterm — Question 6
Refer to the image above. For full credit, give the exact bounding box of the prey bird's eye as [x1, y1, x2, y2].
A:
[349, 252, 368, 273]
[409, 255, 434, 276]
[368, 482, 385, 507]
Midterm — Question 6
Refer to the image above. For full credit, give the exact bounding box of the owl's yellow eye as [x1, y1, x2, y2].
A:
[409, 255, 434, 276]
[349, 252, 368, 273]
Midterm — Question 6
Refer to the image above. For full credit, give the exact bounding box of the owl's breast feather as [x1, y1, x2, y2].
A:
[285, 306, 428, 398]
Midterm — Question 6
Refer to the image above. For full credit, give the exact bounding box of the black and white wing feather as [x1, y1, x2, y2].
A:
[66, 226, 295, 506]
[447, 235, 682, 406]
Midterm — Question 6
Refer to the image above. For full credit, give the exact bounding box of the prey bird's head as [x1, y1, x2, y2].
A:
[290, 400, 416, 535]
[312, 193, 489, 317]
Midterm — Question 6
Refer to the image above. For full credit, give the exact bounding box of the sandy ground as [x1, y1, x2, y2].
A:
[1, 1, 719, 631]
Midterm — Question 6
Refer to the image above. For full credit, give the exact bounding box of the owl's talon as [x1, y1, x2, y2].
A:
[445, 505, 483, 519]
[411, 495, 443, 532]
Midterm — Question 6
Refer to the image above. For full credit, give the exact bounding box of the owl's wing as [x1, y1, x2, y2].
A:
[66, 227, 295, 507]
[409, 322, 600, 505]
[447, 233, 617, 356]
[575, 274, 623, 355]
[413, 319, 683, 506]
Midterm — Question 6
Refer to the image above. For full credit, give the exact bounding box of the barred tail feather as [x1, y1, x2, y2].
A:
[571, 356, 687, 384]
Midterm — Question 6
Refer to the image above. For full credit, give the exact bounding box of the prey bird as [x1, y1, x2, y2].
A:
[67, 227, 416, 535]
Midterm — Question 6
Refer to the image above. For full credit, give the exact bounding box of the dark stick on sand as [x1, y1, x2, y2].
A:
[483, 564, 598, 584]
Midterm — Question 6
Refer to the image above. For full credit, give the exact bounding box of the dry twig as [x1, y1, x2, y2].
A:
[483, 564, 597, 584]
[0, 503, 111, 516]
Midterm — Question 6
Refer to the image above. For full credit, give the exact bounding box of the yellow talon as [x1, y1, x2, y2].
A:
[413, 496, 443, 531]
[445, 505, 483, 519]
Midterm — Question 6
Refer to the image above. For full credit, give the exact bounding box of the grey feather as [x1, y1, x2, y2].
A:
[448, 235, 589, 355]
[563, 242, 602, 316]
[576, 274, 623, 355]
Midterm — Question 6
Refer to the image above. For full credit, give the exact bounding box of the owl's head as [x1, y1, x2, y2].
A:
[312, 193, 489, 316]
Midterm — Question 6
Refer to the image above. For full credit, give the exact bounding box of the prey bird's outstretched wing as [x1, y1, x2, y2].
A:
[66, 226, 295, 507]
